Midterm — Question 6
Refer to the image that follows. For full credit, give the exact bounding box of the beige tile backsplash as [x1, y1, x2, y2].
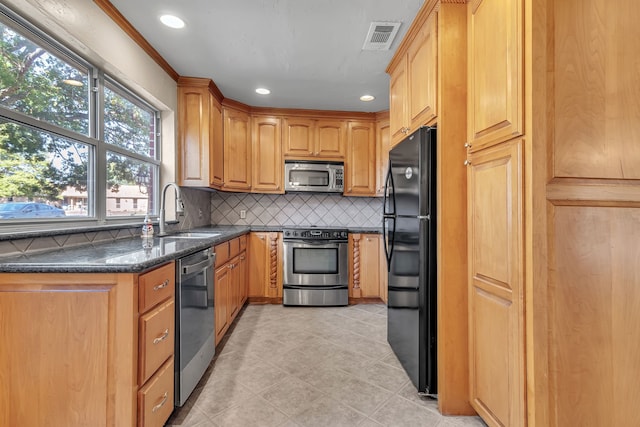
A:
[210, 192, 383, 227]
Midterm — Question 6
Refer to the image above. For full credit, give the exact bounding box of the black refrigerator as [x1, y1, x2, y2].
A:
[383, 126, 437, 396]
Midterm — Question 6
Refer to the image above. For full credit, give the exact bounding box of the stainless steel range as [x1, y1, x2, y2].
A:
[282, 227, 349, 306]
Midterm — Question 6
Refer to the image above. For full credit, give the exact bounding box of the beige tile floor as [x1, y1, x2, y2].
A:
[166, 304, 487, 427]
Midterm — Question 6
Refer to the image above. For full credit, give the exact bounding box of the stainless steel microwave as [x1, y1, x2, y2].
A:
[284, 161, 344, 193]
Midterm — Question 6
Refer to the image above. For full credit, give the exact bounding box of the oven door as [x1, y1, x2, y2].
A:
[283, 240, 348, 287]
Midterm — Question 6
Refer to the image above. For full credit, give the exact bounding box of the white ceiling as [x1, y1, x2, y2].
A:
[109, 0, 424, 113]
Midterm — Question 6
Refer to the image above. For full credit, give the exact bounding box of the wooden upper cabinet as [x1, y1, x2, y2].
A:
[408, 10, 437, 129]
[388, 8, 438, 147]
[223, 106, 252, 191]
[177, 77, 224, 189]
[210, 96, 224, 188]
[467, 0, 523, 151]
[345, 121, 376, 196]
[376, 114, 391, 197]
[389, 58, 408, 146]
[252, 116, 283, 193]
[315, 120, 346, 159]
[283, 118, 315, 158]
[178, 83, 210, 187]
[283, 117, 345, 160]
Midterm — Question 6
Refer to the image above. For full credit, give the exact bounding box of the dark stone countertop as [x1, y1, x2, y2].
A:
[0, 224, 382, 274]
[0, 225, 250, 274]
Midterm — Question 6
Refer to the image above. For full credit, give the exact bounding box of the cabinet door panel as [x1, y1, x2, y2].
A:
[468, 140, 525, 427]
[349, 234, 381, 298]
[249, 232, 268, 298]
[389, 59, 408, 146]
[283, 118, 315, 158]
[408, 11, 438, 128]
[0, 287, 113, 427]
[210, 97, 224, 188]
[178, 86, 210, 186]
[553, 0, 640, 179]
[252, 116, 283, 193]
[376, 117, 390, 197]
[223, 108, 252, 191]
[316, 120, 346, 159]
[214, 265, 229, 344]
[468, 0, 523, 150]
[345, 121, 376, 196]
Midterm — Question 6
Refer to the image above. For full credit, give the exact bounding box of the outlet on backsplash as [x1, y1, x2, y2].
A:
[240, 209, 246, 219]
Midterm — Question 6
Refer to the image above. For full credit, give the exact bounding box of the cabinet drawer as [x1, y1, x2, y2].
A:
[138, 356, 174, 427]
[139, 263, 175, 312]
[139, 299, 175, 384]
[229, 237, 240, 258]
[215, 241, 230, 267]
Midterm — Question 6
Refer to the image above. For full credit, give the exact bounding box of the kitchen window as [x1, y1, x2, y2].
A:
[0, 5, 160, 226]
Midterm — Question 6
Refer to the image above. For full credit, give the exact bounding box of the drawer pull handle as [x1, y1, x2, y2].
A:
[152, 392, 168, 413]
[153, 329, 170, 344]
[153, 279, 169, 291]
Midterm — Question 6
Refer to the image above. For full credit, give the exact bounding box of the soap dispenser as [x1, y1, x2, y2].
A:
[142, 214, 154, 238]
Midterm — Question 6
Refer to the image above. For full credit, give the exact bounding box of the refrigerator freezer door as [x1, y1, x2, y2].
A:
[388, 126, 436, 218]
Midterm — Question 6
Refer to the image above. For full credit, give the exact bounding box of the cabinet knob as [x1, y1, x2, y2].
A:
[464, 142, 472, 148]
[464, 159, 471, 166]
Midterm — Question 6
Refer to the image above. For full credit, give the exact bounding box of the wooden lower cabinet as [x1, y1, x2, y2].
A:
[214, 235, 248, 344]
[349, 233, 383, 300]
[0, 262, 176, 427]
[214, 263, 230, 344]
[248, 232, 283, 302]
[467, 140, 525, 426]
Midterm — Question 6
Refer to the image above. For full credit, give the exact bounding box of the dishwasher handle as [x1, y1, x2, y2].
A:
[182, 253, 215, 275]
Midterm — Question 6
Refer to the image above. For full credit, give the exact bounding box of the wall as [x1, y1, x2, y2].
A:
[210, 192, 383, 228]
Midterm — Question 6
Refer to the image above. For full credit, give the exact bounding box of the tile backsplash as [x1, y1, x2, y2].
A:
[210, 192, 383, 228]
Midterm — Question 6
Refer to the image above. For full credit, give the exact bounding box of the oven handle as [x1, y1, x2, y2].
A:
[284, 240, 347, 246]
[182, 256, 214, 276]
[284, 285, 348, 290]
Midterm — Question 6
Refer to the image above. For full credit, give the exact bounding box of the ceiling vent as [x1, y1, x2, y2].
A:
[362, 21, 401, 50]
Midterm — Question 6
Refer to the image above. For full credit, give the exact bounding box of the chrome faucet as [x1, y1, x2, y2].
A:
[158, 182, 185, 236]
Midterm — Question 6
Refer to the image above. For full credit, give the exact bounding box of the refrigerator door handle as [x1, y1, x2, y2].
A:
[383, 217, 395, 271]
[383, 163, 396, 217]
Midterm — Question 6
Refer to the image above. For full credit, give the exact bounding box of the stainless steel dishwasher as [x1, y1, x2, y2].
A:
[175, 248, 215, 407]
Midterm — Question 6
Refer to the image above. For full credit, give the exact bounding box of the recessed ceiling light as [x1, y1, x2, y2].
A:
[256, 88, 271, 95]
[160, 14, 185, 29]
[360, 95, 375, 102]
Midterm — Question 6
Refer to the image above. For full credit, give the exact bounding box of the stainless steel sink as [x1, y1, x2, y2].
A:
[162, 232, 221, 239]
